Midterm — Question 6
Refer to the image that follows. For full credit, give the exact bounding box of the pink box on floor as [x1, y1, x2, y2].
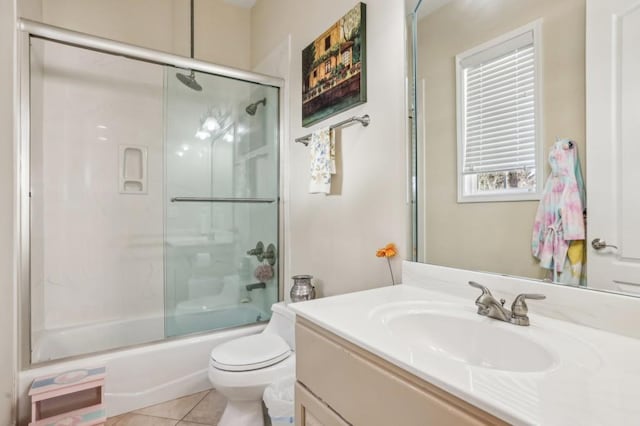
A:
[29, 366, 106, 426]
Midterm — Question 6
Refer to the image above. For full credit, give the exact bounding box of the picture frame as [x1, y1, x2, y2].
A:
[301, 2, 367, 127]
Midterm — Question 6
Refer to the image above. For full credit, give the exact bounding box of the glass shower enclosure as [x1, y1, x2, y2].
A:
[164, 69, 279, 337]
[25, 22, 281, 363]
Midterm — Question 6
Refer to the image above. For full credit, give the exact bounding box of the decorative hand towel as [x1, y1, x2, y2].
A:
[308, 127, 336, 194]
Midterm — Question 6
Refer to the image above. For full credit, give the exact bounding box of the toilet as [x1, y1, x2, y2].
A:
[208, 302, 295, 426]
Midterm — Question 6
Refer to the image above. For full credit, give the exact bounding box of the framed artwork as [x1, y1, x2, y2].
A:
[302, 2, 367, 127]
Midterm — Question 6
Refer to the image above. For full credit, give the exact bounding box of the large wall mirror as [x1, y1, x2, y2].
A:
[408, 0, 640, 296]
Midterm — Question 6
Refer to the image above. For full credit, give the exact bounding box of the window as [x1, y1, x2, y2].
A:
[325, 60, 331, 74]
[325, 36, 331, 51]
[342, 50, 351, 66]
[456, 21, 542, 202]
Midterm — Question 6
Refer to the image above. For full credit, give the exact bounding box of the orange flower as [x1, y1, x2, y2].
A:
[377, 243, 397, 285]
[376, 243, 397, 258]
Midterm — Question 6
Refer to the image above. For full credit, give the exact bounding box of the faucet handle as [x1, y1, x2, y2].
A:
[510, 293, 546, 326]
[247, 241, 264, 258]
[468, 281, 493, 314]
[468, 281, 492, 295]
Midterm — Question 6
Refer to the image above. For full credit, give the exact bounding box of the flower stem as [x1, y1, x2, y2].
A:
[387, 257, 395, 285]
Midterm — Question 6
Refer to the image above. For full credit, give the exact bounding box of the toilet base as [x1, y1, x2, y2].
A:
[218, 399, 264, 426]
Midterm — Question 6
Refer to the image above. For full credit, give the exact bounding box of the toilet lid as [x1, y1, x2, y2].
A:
[210, 334, 292, 372]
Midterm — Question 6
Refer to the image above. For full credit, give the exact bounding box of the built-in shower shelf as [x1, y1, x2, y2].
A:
[119, 145, 148, 194]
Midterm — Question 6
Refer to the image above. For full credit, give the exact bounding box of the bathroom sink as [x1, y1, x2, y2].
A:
[372, 302, 557, 372]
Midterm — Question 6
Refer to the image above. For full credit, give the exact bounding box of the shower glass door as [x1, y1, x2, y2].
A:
[28, 34, 280, 363]
[164, 68, 279, 337]
[29, 38, 168, 363]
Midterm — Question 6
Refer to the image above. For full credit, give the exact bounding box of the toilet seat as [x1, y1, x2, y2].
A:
[210, 333, 292, 372]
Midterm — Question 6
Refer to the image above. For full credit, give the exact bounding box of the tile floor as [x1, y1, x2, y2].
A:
[105, 389, 227, 426]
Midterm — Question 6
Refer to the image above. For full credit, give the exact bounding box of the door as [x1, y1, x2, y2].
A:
[164, 68, 280, 336]
[587, 0, 640, 293]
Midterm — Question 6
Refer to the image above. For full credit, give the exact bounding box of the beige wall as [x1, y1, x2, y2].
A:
[251, 0, 409, 296]
[26, 0, 251, 69]
[0, 0, 17, 423]
[195, 0, 251, 69]
[419, 0, 585, 279]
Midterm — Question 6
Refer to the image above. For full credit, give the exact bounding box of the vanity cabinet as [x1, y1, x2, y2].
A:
[295, 381, 349, 426]
[295, 318, 507, 426]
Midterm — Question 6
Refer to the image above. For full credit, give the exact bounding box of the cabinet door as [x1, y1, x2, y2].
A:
[295, 382, 350, 426]
[296, 319, 507, 426]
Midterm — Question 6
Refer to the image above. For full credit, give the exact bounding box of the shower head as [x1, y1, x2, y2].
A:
[176, 0, 201, 91]
[245, 98, 267, 116]
[176, 70, 202, 91]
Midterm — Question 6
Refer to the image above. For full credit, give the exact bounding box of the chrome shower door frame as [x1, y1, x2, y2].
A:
[16, 18, 286, 370]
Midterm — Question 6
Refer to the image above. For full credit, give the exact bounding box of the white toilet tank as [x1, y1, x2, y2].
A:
[262, 302, 296, 350]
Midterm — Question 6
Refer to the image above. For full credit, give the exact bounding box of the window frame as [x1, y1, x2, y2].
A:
[342, 49, 351, 67]
[455, 20, 544, 203]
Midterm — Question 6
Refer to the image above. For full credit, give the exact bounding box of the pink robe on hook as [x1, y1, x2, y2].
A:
[531, 139, 586, 279]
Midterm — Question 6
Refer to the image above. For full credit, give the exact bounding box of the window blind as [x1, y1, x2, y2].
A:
[461, 32, 536, 175]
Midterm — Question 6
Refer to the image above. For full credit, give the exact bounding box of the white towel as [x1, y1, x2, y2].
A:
[308, 127, 335, 194]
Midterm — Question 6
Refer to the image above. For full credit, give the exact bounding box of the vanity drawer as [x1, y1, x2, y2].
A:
[295, 381, 350, 426]
[296, 318, 507, 426]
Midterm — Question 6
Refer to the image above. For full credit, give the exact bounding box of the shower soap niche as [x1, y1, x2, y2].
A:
[119, 145, 148, 194]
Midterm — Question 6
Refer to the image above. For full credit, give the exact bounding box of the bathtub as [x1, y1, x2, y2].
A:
[32, 316, 165, 363]
[32, 304, 268, 362]
[19, 304, 267, 424]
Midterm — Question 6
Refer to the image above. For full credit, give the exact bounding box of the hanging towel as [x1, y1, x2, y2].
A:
[532, 139, 586, 283]
[558, 239, 586, 286]
[308, 127, 336, 194]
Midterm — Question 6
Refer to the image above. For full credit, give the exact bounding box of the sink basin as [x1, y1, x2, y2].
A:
[373, 303, 557, 372]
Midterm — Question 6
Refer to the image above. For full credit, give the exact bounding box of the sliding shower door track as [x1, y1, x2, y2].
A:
[170, 197, 276, 203]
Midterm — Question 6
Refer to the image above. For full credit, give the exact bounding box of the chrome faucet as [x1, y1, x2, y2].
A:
[468, 281, 545, 326]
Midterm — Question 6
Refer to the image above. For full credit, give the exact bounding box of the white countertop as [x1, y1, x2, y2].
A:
[289, 284, 640, 425]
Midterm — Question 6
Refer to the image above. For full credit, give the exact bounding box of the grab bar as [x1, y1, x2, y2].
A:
[170, 197, 276, 203]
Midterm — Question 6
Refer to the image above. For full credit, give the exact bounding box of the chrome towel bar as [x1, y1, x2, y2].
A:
[295, 114, 370, 146]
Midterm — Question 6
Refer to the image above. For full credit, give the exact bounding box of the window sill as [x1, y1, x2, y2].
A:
[457, 191, 542, 203]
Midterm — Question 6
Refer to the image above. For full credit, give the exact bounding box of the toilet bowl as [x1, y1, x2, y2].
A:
[208, 302, 295, 426]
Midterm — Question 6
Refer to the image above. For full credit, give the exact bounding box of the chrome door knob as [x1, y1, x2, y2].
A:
[591, 238, 618, 250]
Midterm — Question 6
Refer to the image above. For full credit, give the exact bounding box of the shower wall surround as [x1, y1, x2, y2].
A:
[30, 40, 166, 332]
